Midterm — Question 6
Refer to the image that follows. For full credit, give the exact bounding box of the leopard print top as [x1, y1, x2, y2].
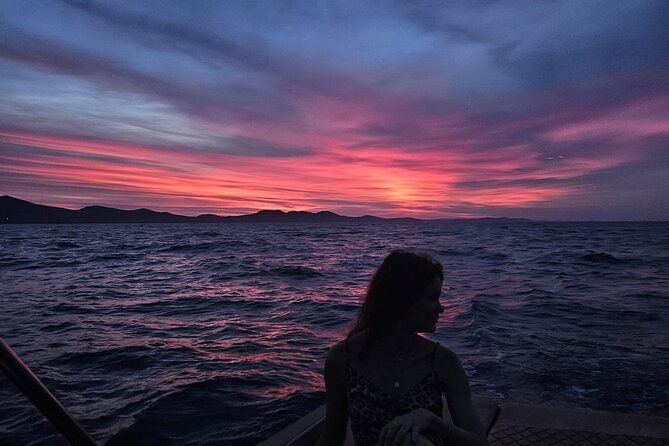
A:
[344, 339, 444, 446]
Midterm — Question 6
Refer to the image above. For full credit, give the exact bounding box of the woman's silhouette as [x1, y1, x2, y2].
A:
[317, 250, 488, 446]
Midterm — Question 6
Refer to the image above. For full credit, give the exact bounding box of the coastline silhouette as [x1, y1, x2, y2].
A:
[0, 196, 528, 224]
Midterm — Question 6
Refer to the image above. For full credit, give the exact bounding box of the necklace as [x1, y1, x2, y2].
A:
[385, 336, 416, 389]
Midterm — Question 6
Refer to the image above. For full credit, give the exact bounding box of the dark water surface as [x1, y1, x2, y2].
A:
[1, 221, 668, 445]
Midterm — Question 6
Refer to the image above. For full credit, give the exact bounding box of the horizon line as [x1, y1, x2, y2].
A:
[2, 195, 668, 224]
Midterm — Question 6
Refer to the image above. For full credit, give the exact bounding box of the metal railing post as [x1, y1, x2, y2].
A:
[0, 338, 97, 446]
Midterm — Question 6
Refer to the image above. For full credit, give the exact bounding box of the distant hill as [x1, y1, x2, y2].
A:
[0, 196, 419, 224]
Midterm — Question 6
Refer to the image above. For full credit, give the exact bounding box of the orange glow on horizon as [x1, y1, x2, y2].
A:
[0, 122, 645, 218]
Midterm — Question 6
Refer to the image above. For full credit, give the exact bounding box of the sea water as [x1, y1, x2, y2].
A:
[1, 221, 668, 445]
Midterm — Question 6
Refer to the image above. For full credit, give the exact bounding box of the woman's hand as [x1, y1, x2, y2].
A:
[378, 408, 444, 445]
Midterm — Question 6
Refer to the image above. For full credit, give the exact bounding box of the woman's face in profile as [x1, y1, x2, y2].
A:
[406, 276, 444, 333]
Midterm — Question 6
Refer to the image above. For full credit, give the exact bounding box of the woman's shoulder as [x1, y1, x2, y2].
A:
[431, 342, 468, 388]
[431, 341, 461, 367]
[322, 338, 352, 387]
[324, 339, 350, 372]
[417, 336, 443, 356]
[325, 332, 372, 358]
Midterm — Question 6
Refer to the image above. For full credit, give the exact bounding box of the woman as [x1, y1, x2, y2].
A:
[317, 250, 488, 446]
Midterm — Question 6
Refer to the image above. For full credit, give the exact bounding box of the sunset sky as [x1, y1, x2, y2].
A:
[1, 1, 667, 220]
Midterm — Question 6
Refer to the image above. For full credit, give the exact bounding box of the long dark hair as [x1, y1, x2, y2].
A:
[348, 249, 443, 361]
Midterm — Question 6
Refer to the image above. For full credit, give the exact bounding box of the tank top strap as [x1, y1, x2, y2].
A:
[344, 338, 351, 371]
[430, 341, 440, 384]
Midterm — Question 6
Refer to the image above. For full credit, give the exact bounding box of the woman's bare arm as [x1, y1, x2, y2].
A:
[316, 342, 348, 446]
[432, 345, 489, 446]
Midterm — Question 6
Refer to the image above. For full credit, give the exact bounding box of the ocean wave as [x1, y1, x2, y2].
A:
[470, 300, 501, 317]
[625, 292, 667, 301]
[328, 301, 359, 312]
[158, 242, 217, 253]
[579, 252, 635, 264]
[476, 251, 509, 260]
[0, 259, 34, 269]
[55, 240, 81, 249]
[88, 253, 143, 262]
[193, 231, 222, 237]
[268, 265, 323, 278]
[233, 265, 323, 279]
[106, 376, 322, 446]
[12, 259, 82, 270]
[436, 248, 468, 256]
[119, 295, 276, 316]
[56, 345, 157, 372]
[50, 301, 96, 314]
[40, 321, 76, 333]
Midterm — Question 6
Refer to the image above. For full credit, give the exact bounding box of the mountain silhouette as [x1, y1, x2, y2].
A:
[0, 196, 419, 224]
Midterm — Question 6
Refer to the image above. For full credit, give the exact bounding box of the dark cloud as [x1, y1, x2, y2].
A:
[201, 136, 315, 158]
[59, 0, 372, 100]
[400, 1, 669, 89]
[495, 3, 669, 89]
[0, 31, 314, 153]
[0, 142, 190, 172]
[454, 177, 577, 191]
[60, 0, 279, 73]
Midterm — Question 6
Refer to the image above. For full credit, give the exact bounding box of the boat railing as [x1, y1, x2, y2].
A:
[0, 337, 98, 446]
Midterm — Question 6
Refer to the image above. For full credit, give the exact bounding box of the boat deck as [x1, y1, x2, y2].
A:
[258, 397, 669, 445]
